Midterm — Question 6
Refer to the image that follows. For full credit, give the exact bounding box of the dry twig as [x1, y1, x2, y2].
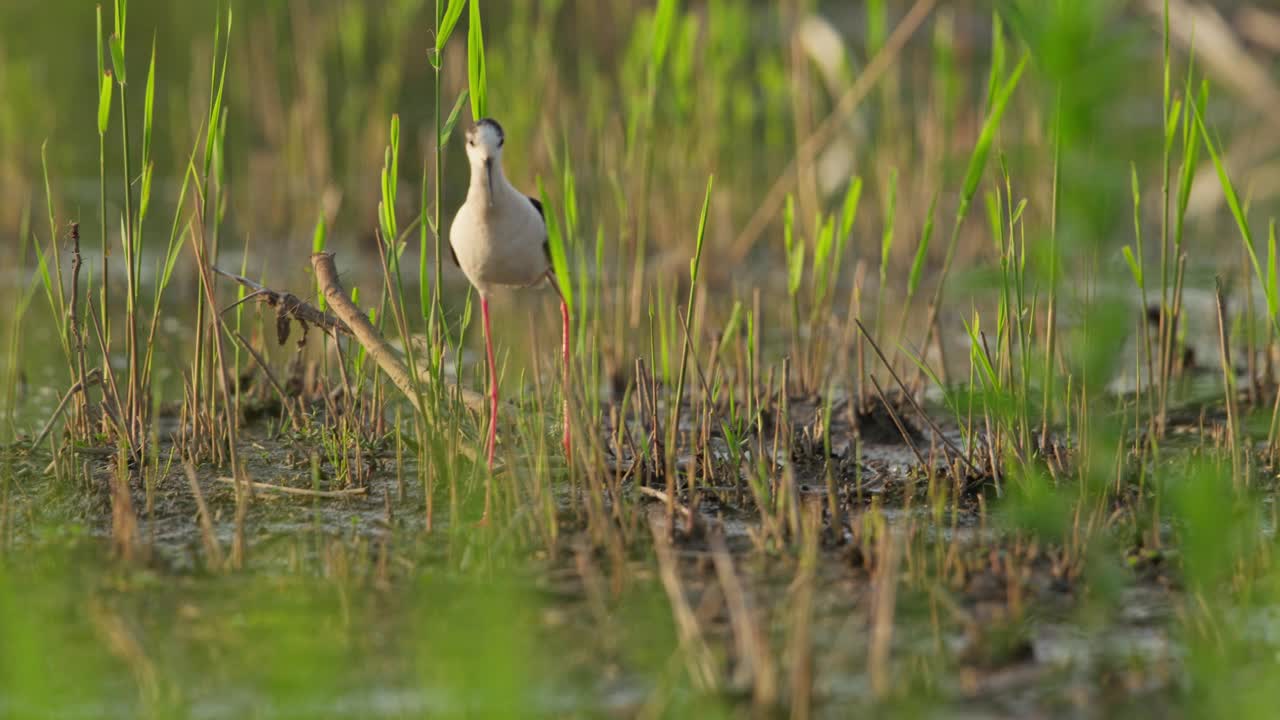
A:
[214, 476, 368, 499]
[310, 252, 490, 418]
[212, 266, 348, 338]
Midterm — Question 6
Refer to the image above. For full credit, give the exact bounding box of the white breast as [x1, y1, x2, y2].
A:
[450, 187, 548, 296]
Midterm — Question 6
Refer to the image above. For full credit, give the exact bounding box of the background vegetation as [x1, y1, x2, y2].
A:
[3, 0, 1280, 717]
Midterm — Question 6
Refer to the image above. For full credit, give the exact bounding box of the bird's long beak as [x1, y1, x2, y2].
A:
[485, 158, 494, 207]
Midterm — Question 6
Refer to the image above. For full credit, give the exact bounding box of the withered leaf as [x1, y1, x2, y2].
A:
[276, 307, 291, 346]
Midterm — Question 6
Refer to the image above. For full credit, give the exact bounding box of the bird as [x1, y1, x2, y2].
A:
[449, 118, 571, 501]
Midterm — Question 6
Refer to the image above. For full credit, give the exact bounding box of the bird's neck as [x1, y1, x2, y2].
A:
[468, 160, 511, 206]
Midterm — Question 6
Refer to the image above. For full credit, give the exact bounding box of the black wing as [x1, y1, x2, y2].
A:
[527, 195, 551, 264]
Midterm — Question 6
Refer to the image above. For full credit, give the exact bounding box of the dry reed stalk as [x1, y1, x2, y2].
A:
[786, 503, 821, 720]
[183, 462, 225, 569]
[869, 526, 904, 700]
[648, 512, 719, 692]
[111, 449, 141, 562]
[88, 599, 163, 710]
[710, 531, 777, 707]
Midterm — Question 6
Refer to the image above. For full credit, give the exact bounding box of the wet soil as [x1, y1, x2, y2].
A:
[0, 386, 1204, 719]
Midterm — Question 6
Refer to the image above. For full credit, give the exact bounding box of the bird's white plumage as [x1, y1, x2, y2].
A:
[447, 119, 571, 478]
[449, 121, 548, 297]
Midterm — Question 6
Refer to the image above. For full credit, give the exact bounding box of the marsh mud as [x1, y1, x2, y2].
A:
[0, 387, 1206, 719]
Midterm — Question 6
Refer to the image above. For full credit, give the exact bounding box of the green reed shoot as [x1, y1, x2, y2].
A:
[438, 0, 466, 53]
[312, 210, 328, 252]
[107, 0, 146, 441]
[187, 5, 233, 454]
[426, 0, 467, 344]
[141, 141, 199, 391]
[661, 175, 713, 521]
[379, 114, 432, 422]
[1197, 109, 1276, 333]
[1156, 0, 1174, 428]
[893, 191, 936, 355]
[96, 5, 111, 335]
[781, 194, 803, 361]
[809, 215, 834, 314]
[837, 177, 863, 275]
[467, 0, 487, 120]
[33, 149, 68, 373]
[3, 214, 38, 442]
[545, 186, 573, 315]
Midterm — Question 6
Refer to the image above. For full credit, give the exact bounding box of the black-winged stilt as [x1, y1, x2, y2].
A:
[449, 118, 571, 494]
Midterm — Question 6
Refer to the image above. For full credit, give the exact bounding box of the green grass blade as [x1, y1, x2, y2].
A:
[439, 89, 470, 145]
[467, 0, 487, 119]
[97, 73, 113, 136]
[437, 0, 468, 53]
[31, 234, 56, 326]
[142, 35, 156, 166]
[202, 7, 232, 181]
[812, 214, 835, 301]
[138, 163, 153, 226]
[908, 192, 938, 299]
[669, 174, 714, 448]
[963, 314, 998, 390]
[984, 12, 1004, 113]
[1195, 105, 1266, 320]
[1269, 220, 1278, 320]
[157, 159, 197, 294]
[380, 114, 401, 244]
[313, 213, 328, 254]
[539, 177, 572, 311]
[782, 194, 801, 297]
[562, 147, 579, 242]
[958, 53, 1027, 225]
[879, 167, 898, 285]
[830, 177, 862, 288]
[96, 4, 105, 78]
[113, 0, 127, 45]
[1122, 246, 1142, 288]
[109, 34, 126, 86]
[691, 175, 713, 288]
[839, 177, 863, 239]
[649, 0, 679, 73]
[788, 243, 805, 298]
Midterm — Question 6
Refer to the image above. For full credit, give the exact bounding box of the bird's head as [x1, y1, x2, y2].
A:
[466, 119, 505, 203]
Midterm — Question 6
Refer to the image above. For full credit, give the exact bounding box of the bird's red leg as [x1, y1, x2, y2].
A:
[481, 296, 498, 520]
[482, 296, 498, 469]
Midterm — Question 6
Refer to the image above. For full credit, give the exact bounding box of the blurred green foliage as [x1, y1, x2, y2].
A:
[4, 0, 1280, 716]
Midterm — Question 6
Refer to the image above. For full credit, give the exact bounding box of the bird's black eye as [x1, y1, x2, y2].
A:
[498, 138, 504, 147]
